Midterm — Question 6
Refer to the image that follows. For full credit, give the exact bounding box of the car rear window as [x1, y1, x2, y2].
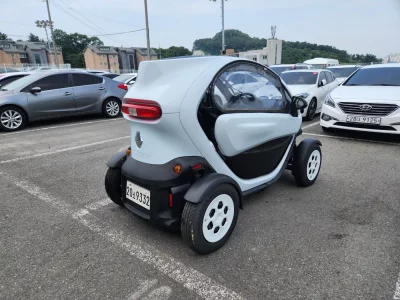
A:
[72, 73, 103, 86]
[327, 67, 358, 78]
[344, 67, 400, 86]
[280, 72, 318, 85]
[269, 66, 294, 74]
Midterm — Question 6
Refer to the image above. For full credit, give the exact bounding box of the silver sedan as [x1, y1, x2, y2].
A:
[0, 71, 127, 132]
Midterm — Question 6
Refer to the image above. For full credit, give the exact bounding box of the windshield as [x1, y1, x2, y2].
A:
[344, 67, 400, 86]
[327, 67, 358, 78]
[113, 74, 135, 83]
[269, 66, 294, 74]
[280, 72, 318, 85]
[0, 73, 42, 91]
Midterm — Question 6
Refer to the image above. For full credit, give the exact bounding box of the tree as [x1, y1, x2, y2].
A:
[28, 33, 40, 42]
[0, 32, 11, 40]
[53, 29, 103, 67]
[153, 46, 192, 58]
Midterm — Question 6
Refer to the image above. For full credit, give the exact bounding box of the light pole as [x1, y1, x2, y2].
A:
[144, 0, 151, 60]
[44, 0, 59, 67]
[211, 0, 227, 55]
[35, 20, 54, 64]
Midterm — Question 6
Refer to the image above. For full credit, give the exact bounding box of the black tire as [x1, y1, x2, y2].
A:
[305, 98, 317, 121]
[0, 106, 27, 132]
[292, 143, 322, 187]
[105, 168, 123, 206]
[102, 98, 121, 118]
[181, 184, 240, 254]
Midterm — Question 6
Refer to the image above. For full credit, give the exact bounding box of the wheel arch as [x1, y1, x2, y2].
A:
[0, 104, 30, 122]
[184, 173, 243, 209]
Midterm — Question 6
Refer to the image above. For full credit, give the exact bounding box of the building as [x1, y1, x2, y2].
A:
[131, 47, 158, 65]
[239, 38, 282, 66]
[115, 47, 137, 72]
[0, 40, 63, 67]
[385, 53, 400, 63]
[83, 45, 120, 72]
[192, 50, 206, 56]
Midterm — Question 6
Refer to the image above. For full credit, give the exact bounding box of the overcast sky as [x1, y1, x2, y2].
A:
[1, 0, 399, 58]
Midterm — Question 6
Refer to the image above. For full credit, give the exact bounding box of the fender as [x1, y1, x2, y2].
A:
[184, 173, 243, 209]
[106, 150, 127, 169]
[292, 138, 322, 175]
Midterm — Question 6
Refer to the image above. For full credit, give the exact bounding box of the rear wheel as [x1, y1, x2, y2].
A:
[305, 98, 317, 121]
[105, 168, 123, 205]
[103, 98, 121, 118]
[181, 184, 239, 254]
[0, 106, 27, 132]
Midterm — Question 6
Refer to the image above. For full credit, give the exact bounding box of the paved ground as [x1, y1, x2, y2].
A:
[1, 115, 399, 300]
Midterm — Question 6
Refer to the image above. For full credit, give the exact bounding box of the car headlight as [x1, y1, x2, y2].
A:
[324, 94, 335, 108]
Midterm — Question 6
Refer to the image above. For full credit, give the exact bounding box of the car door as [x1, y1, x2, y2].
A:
[24, 73, 75, 120]
[316, 71, 328, 110]
[212, 62, 301, 179]
[71, 73, 105, 113]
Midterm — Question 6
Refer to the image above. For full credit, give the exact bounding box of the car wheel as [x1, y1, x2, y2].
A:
[105, 168, 123, 206]
[292, 143, 322, 187]
[0, 106, 27, 132]
[181, 184, 239, 254]
[305, 98, 317, 121]
[103, 98, 121, 118]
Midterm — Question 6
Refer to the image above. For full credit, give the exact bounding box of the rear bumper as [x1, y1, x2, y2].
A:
[120, 155, 212, 230]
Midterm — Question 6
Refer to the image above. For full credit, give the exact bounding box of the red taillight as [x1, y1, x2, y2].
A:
[169, 193, 173, 207]
[192, 163, 203, 171]
[118, 83, 128, 90]
[122, 98, 162, 120]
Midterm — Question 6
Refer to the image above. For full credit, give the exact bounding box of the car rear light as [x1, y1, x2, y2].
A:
[122, 98, 162, 120]
[192, 163, 203, 171]
[169, 193, 173, 207]
[118, 83, 128, 90]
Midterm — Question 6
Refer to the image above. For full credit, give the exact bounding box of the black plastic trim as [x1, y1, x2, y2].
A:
[106, 150, 127, 169]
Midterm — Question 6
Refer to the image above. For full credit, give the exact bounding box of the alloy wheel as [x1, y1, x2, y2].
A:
[106, 100, 120, 116]
[307, 149, 321, 181]
[0, 110, 23, 130]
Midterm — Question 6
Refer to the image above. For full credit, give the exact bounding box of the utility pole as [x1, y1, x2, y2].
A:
[211, 0, 227, 55]
[45, 0, 59, 67]
[144, 0, 151, 60]
[35, 20, 54, 65]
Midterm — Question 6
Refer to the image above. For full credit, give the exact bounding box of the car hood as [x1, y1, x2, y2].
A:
[287, 85, 315, 96]
[331, 86, 400, 101]
[336, 77, 346, 84]
[0, 89, 15, 97]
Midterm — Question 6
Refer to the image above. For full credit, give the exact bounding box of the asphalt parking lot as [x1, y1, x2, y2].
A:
[1, 115, 399, 300]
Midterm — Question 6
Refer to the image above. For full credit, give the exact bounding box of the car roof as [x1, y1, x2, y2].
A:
[362, 63, 400, 69]
[270, 64, 295, 67]
[281, 69, 329, 74]
[117, 73, 137, 76]
[327, 65, 360, 68]
[0, 71, 32, 77]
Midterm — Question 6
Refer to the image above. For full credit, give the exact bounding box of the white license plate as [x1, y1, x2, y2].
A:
[346, 115, 381, 124]
[126, 180, 150, 210]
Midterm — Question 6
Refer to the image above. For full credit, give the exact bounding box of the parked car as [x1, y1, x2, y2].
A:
[0, 67, 20, 74]
[102, 73, 120, 79]
[104, 56, 322, 254]
[113, 73, 137, 90]
[327, 65, 361, 84]
[320, 63, 400, 134]
[87, 70, 110, 75]
[269, 64, 311, 75]
[0, 72, 31, 88]
[0, 71, 127, 132]
[280, 69, 339, 120]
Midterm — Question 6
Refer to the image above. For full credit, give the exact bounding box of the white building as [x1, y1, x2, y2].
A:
[192, 50, 206, 56]
[239, 38, 282, 66]
[303, 58, 339, 68]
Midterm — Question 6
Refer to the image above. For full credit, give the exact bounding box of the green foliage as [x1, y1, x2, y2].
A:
[194, 30, 382, 64]
[28, 33, 41, 42]
[0, 32, 12, 41]
[153, 46, 192, 58]
[53, 29, 103, 67]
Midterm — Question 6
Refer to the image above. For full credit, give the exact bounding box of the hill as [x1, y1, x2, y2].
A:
[193, 30, 381, 64]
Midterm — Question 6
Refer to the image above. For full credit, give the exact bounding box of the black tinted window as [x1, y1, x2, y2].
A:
[327, 67, 358, 78]
[318, 72, 327, 84]
[30, 74, 69, 91]
[345, 67, 400, 86]
[72, 74, 103, 86]
[325, 72, 333, 83]
[0, 75, 27, 87]
[280, 72, 318, 85]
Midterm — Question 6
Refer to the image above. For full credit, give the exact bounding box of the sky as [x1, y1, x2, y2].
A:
[1, 0, 399, 59]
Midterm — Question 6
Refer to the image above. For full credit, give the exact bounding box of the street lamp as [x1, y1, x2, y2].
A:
[211, 0, 227, 55]
[35, 20, 55, 65]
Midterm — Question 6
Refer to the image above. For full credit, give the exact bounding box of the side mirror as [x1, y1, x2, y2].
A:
[30, 87, 41, 94]
[319, 79, 327, 87]
[290, 94, 308, 116]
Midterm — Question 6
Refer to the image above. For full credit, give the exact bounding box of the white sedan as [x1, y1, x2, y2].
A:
[327, 65, 360, 84]
[320, 63, 400, 134]
[280, 70, 339, 120]
[113, 73, 137, 91]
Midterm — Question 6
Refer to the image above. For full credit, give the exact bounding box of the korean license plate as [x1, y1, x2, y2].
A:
[346, 115, 381, 124]
[126, 180, 150, 210]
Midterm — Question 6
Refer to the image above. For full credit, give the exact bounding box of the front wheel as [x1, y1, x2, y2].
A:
[103, 98, 121, 118]
[305, 98, 317, 121]
[0, 106, 27, 132]
[181, 184, 239, 254]
[292, 144, 322, 187]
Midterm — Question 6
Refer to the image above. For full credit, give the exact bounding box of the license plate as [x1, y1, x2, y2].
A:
[346, 115, 381, 124]
[126, 180, 150, 210]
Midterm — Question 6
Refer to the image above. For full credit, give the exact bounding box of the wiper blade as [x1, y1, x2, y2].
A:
[369, 84, 400, 86]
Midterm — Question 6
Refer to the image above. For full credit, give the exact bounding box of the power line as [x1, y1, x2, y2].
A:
[80, 12, 137, 27]
[89, 29, 146, 37]
[0, 21, 33, 27]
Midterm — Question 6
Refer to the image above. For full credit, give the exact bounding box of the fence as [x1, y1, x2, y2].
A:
[1, 63, 71, 72]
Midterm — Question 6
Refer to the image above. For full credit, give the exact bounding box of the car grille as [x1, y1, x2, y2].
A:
[338, 102, 399, 116]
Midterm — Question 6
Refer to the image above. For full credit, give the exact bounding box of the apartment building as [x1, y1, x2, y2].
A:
[83, 45, 120, 71]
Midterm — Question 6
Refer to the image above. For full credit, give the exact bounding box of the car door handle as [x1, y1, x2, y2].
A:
[64, 92, 72, 96]
[99, 87, 105, 90]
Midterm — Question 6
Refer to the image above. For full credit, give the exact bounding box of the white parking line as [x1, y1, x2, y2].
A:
[0, 171, 243, 300]
[0, 118, 125, 137]
[85, 198, 112, 211]
[303, 132, 400, 146]
[0, 136, 130, 165]
[394, 272, 400, 299]
[302, 121, 320, 129]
